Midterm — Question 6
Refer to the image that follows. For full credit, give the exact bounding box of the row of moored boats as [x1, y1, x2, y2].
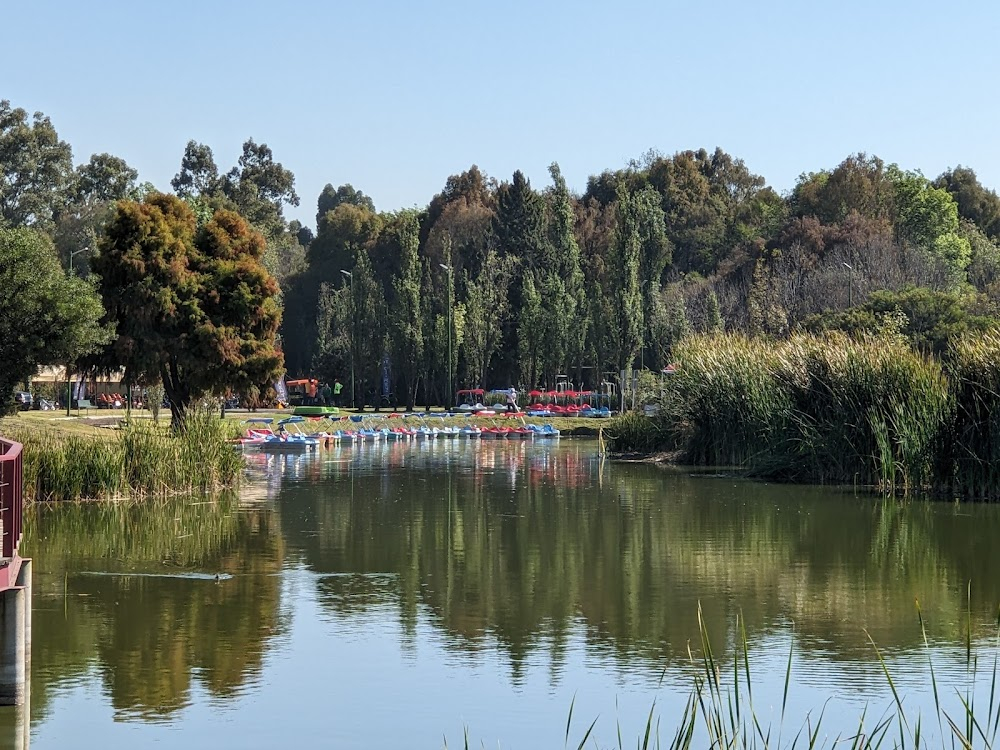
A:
[236, 417, 561, 451]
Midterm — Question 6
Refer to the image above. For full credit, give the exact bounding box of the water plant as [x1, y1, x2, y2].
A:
[1, 405, 243, 501]
[607, 331, 1000, 497]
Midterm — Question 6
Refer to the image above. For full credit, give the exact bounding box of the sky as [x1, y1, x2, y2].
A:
[6, 0, 1000, 230]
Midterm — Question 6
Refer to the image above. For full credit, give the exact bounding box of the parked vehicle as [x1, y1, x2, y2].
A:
[13, 392, 32, 411]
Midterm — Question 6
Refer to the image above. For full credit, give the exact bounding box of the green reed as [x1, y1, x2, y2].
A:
[608, 331, 974, 495]
[1, 406, 243, 501]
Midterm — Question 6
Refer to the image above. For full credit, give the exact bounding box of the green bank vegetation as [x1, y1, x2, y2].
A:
[1, 407, 243, 501]
[608, 329, 1000, 499]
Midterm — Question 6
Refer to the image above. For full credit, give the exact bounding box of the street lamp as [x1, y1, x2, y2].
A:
[68, 246, 88, 276]
[340, 269, 355, 410]
[843, 262, 853, 308]
[439, 263, 453, 410]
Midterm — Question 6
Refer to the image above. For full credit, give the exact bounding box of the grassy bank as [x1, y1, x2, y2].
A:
[0, 407, 243, 501]
[607, 331, 1000, 498]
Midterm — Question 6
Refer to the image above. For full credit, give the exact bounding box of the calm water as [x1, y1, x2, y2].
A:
[5, 440, 1000, 748]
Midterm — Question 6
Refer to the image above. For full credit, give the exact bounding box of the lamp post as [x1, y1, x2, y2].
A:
[68, 246, 88, 276]
[439, 263, 453, 409]
[843, 262, 853, 308]
[340, 269, 355, 410]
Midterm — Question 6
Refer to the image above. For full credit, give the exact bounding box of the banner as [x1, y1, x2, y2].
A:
[73, 378, 87, 401]
[381, 352, 391, 396]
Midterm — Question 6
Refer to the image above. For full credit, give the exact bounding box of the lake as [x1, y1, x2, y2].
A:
[5, 439, 1000, 749]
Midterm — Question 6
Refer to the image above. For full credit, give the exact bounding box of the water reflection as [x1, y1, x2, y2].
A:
[10, 441, 1000, 747]
[21, 496, 284, 724]
[274, 442, 1000, 678]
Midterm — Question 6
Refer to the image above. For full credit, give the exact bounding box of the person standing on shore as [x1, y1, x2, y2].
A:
[506, 387, 518, 414]
[333, 378, 344, 407]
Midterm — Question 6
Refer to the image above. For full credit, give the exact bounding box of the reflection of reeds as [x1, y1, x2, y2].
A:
[4, 406, 243, 501]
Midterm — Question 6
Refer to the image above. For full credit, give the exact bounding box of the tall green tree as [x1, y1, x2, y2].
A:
[462, 250, 513, 389]
[92, 194, 283, 427]
[312, 282, 350, 383]
[348, 248, 385, 409]
[0, 227, 108, 413]
[73, 153, 139, 203]
[517, 272, 543, 387]
[0, 100, 73, 230]
[610, 185, 646, 373]
[388, 211, 423, 410]
[544, 163, 587, 385]
[222, 139, 299, 240]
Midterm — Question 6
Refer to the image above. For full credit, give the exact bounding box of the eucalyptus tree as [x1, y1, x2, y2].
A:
[0, 99, 73, 230]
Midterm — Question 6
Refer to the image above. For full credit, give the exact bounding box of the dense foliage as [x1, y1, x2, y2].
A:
[92, 194, 283, 426]
[609, 331, 1000, 499]
[4, 95, 1000, 412]
[0, 227, 109, 413]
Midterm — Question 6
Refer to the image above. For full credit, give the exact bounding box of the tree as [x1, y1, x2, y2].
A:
[609, 185, 646, 373]
[462, 249, 513, 388]
[73, 153, 139, 203]
[171, 140, 220, 198]
[545, 163, 587, 385]
[517, 272, 543, 387]
[221, 139, 299, 239]
[0, 227, 108, 413]
[312, 282, 350, 383]
[92, 194, 283, 427]
[316, 183, 375, 230]
[803, 286, 998, 357]
[889, 166, 970, 279]
[348, 248, 386, 409]
[0, 100, 73, 230]
[388, 211, 423, 410]
[935, 166, 1000, 239]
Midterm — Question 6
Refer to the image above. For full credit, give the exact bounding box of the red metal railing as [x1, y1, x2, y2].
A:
[0, 439, 23, 559]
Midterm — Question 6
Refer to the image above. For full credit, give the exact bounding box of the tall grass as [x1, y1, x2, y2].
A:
[1, 406, 243, 501]
[608, 332, 982, 495]
[942, 330, 1000, 500]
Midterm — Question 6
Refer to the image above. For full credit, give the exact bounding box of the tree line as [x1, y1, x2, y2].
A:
[4, 95, 1000, 418]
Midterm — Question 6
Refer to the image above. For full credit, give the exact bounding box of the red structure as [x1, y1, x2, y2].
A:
[0, 438, 23, 577]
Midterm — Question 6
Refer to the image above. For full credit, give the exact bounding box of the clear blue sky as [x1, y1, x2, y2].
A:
[7, 0, 1000, 229]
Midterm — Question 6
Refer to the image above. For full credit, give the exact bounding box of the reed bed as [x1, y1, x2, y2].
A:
[1, 406, 243, 501]
[608, 331, 1000, 497]
[942, 330, 1000, 500]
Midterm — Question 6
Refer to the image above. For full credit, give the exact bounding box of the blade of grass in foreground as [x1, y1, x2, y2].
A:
[916, 598, 944, 744]
[867, 628, 911, 743]
[565, 693, 576, 749]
